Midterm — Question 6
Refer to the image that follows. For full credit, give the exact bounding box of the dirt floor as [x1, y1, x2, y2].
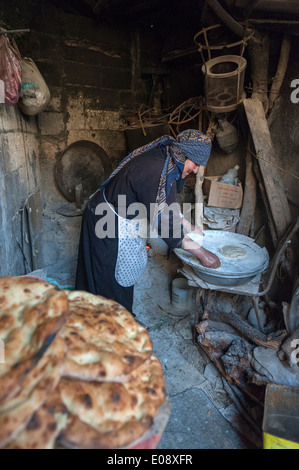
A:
[133, 236, 260, 449]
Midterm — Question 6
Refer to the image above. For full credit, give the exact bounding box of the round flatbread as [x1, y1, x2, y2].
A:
[219, 245, 247, 259]
[4, 387, 69, 449]
[0, 334, 66, 448]
[57, 355, 166, 449]
[61, 291, 153, 382]
[0, 280, 167, 449]
[0, 277, 68, 406]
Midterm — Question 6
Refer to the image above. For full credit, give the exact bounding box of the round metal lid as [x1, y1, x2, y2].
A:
[175, 230, 269, 279]
[55, 140, 112, 202]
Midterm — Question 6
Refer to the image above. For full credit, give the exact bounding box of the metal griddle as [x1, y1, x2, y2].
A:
[55, 140, 112, 203]
[55, 140, 112, 216]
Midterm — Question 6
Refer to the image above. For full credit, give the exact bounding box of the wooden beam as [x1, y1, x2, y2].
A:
[252, 157, 278, 247]
[247, 29, 270, 113]
[236, 137, 257, 236]
[194, 166, 205, 227]
[269, 35, 291, 110]
[243, 98, 291, 241]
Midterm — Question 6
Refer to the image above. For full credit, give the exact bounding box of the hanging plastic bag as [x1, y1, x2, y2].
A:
[18, 57, 51, 115]
[0, 33, 22, 105]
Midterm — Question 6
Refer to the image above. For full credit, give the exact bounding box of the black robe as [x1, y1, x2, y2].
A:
[75, 146, 184, 313]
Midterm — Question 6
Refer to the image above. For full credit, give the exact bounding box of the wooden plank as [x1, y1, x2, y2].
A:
[236, 138, 256, 236]
[252, 158, 278, 247]
[243, 98, 291, 241]
[22, 190, 43, 272]
[194, 166, 205, 227]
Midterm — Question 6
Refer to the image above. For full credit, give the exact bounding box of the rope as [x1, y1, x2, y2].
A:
[249, 148, 299, 181]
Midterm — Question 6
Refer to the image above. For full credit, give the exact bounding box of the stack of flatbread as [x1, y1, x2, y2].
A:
[0, 277, 168, 449]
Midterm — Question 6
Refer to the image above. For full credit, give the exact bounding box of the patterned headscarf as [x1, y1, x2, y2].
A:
[100, 129, 212, 221]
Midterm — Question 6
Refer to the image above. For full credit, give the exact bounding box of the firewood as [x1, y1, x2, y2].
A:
[195, 340, 233, 383]
[196, 319, 237, 336]
[202, 309, 282, 350]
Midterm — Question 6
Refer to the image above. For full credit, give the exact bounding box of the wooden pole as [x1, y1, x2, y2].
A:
[269, 35, 291, 110]
[247, 29, 270, 113]
[236, 137, 257, 236]
[195, 166, 205, 227]
[194, 119, 217, 227]
[244, 98, 291, 242]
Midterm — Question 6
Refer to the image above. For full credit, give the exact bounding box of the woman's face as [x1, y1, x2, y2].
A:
[182, 159, 199, 179]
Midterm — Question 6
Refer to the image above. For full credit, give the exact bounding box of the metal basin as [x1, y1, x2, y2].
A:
[175, 230, 269, 287]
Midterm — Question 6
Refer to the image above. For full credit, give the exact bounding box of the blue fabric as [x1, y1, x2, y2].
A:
[99, 129, 211, 220]
[99, 136, 174, 191]
[174, 129, 212, 165]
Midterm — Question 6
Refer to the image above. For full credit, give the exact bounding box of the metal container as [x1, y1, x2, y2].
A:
[175, 230, 269, 287]
[263, 384, 299, 449]
[202, 55, 247, 113]
[171, 277, 194, 309]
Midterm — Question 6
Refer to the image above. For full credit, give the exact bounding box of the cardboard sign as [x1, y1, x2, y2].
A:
[203, 176, 243, 209]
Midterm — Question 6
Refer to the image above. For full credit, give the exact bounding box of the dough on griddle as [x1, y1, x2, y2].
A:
[219, 245, 247, 259]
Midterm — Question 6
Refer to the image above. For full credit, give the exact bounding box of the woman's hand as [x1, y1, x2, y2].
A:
[181, 236, 220, 269]
[195, 247, 220, 269]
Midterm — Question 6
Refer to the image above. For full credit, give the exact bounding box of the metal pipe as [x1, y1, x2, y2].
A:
[205, 0, 244, 37]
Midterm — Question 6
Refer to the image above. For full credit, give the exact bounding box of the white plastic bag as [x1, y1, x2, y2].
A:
[18, 57, 50, 115]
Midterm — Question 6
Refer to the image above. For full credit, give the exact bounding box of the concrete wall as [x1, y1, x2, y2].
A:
[0, 1, 163, 285]
[0, 105, 41, 276]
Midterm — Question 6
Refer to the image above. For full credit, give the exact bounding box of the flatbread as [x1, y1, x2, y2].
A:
[61, 291, 153, 382]
[219, 245, 247, 259]
[4, 387, 69, 449]
[0, 277, 68, 406]
[0, 281, 167, 449]
[0, 334, 66, 448]
[57, 354, 166, 449]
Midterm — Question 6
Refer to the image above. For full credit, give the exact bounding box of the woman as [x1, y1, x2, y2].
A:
[75, 129, 220, 312]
